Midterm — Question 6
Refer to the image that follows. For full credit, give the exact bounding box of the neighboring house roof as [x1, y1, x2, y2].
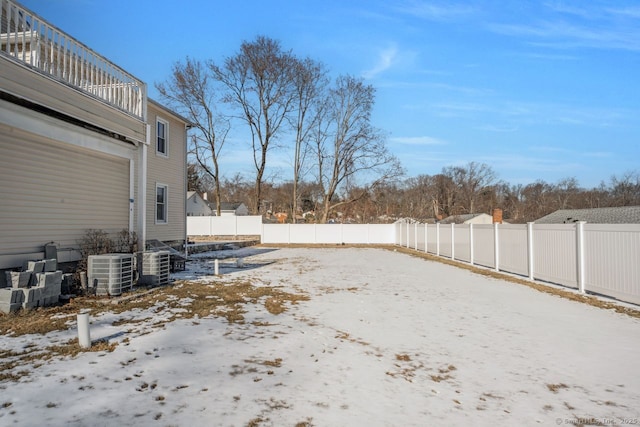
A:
[209, 202, 246, 211]
[187, 191, 208, 202]
[440, 213, 491, 224]
[535, 206, 640, 224]
[148, 98, 194, 128]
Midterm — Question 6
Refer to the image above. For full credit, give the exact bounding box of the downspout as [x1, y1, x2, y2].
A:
[137, 124, 150, 252]
[129, 159, 135, 232]
[184, 123, 190, 258]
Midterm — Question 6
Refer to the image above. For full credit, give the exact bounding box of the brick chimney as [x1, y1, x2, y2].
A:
[492, 208, 503, 224]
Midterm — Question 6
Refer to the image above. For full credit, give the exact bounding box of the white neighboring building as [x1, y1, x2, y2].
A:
[210, 202, 249, 217]
[186, 192, 212, 216]
[439, 213, 496, 225]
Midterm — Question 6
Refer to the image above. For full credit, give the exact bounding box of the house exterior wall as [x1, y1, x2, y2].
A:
[212, 203, 249, 216]
[0, 2, 189, 267]
[0, 98, 138, 268]
[144, 101, 187, 245]
[187, 193, 212, 216]
[465, 213, 493, 224]
[0, 94, 189, 267]
[235, 204, 249, 216]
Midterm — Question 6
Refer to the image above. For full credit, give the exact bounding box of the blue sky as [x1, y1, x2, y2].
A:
[19, 0, 640, 188]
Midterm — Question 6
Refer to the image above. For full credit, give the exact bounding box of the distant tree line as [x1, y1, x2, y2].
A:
[188, 161, 640, 224]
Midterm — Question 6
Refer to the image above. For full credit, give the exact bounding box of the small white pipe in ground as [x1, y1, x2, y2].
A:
[80, 271, 88, 290]
[77, 313, 91, 348]
[214, 259, 219, 275]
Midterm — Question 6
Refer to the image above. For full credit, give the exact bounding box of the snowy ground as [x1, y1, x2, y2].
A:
[1, 247, 639, 427]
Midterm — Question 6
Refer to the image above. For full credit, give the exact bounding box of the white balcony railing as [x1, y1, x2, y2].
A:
[0, 0, 146, 120]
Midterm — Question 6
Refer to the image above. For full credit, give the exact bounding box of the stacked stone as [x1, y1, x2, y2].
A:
[0, 259, 65, 313]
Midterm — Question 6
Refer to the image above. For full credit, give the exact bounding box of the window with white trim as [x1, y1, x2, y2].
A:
[156, 118, 168, 156]
[156, 184, 168, 223]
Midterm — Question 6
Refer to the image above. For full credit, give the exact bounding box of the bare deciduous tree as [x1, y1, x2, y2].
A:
[522, 180, 554, 220]
[609, 171, 640, 206]
[210, 36, 299, 214]
[432, 173, 457, 217]
[289, 58, 328, 222]
[187, 162, 214, 193]
[442, 162, 497, 214]
[156, 58, 228, 215]
[312, 75, 404, 223]
[553, 177, 580, 210]
[498, 182, 524, 221]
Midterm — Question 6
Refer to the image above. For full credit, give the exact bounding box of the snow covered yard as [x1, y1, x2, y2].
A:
[1, 247, 639, 427]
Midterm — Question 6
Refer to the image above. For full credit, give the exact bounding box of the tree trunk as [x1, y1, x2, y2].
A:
[214, 176, 221, 216]
[292, 182, 298, 224]
[321, 198, 331, 223]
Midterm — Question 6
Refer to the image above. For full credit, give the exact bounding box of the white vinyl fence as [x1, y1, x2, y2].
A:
[262, 223, 395, 244]
[397, 222, 640, 306]
[187, 217, 640, 305]
[187, 217, 395, 244]
[188, 215, 263, 236]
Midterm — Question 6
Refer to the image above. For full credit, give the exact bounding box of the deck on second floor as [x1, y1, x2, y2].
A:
[1, 0, 147, 142]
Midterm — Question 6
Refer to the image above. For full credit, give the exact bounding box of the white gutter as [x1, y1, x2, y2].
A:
[137, 123, 150, 251]
[184, 124, 190, 258]
[129, 159, 135, 232]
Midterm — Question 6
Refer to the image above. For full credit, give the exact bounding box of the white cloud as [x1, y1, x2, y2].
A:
[397, 1, 475, 21]
[488, 19, 640, 52]
[607, 6, 640, 19]
[543, 2, 596, 19]
[362, 45, 399, 79]
[581, 151, 613, 158]
[390, 136, 447, 145]
[475, 124, 519, 133]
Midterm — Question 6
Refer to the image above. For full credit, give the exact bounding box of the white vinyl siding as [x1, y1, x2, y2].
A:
[156, 118, 168, 157]
[156, 184, 168, 224]
[0, 123, 131, 267]
[146, 102, 187, 242]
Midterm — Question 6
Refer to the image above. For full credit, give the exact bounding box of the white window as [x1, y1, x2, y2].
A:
[156, 184, 168, 223]
[156, 118, 168, 156]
